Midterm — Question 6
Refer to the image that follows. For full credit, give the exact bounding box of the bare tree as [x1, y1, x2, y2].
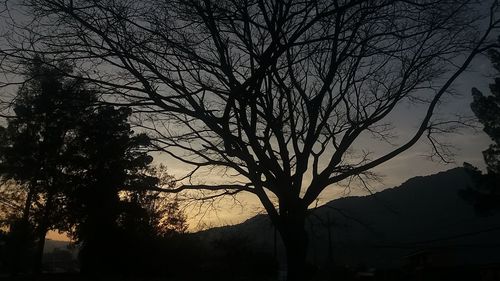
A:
[1, 0, 499, 279]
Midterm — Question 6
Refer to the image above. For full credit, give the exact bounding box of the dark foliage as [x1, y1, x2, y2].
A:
[462, 41, 500, 214]
[0, 56, 100, 273]
[0, 220, 35, 275]
[68, 105, 159, 275]
[0, 57, 187, 276]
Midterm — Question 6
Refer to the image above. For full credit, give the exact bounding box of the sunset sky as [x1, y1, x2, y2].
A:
[139, 54, 495, 231]
[42, 51, 497, 243]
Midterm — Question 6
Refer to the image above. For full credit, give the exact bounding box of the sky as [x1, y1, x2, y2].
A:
[146, 53, 495, 232]
[31, 46, 500, 242]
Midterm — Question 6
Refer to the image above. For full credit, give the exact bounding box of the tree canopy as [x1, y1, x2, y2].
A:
[0, 58, 187, 275]
[462, 41, 500, 214]
[0, 58, 100, 273]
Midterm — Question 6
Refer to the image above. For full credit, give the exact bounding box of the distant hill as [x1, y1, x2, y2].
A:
[196, 168, 500, 268]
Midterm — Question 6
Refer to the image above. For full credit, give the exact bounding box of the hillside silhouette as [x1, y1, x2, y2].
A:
[197, 168, 500, 270]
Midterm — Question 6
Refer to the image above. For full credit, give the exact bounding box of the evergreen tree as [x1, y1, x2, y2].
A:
[66, 106, 161, 274]
[0, 57, 187, 275]
[462, 45, 500, 214]
[0, 57, 97, 273]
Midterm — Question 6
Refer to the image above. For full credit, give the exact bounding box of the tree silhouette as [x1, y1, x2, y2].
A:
[0, 219, 35, 275]
[120, 165, 188, 238]
[0, 179, 25, 225]
[0, 180, 33, 275]
[65, 105, 161, 274]
[0, 57, 187, 275]
[1, 1, 499, 280]
[0, 57, 99, 274]
[462, 41, 500, 214]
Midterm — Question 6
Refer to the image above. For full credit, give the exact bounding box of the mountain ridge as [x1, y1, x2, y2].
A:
[196, 167, 500, 268]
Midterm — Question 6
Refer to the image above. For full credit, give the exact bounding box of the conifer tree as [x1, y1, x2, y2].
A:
[463, 44, 500, 214]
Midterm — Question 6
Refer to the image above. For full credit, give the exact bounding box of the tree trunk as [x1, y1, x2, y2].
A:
[280, 214, 309, 281]
[22, 186, 35, 223]
[33, 229, 47, 276]
[33, 192, 53, 276]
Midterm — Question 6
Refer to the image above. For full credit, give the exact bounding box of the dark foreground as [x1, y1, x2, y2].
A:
[1, 264, 500, 281]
